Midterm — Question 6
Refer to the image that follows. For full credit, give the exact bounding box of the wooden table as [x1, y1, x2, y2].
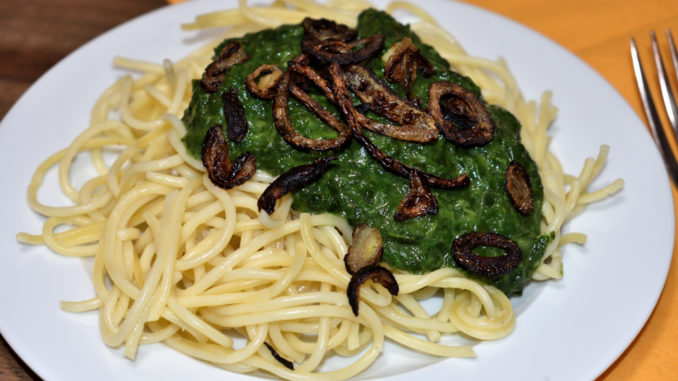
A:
[1, 0, 677, 379]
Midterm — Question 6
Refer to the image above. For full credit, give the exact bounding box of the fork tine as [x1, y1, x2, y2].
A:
[652, 30, 678, 134]
[668, 29, 678, 88]
[630, 36, 678, 185]
[667, 28, 678, 130]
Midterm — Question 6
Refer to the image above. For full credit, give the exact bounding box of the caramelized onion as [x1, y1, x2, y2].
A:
[347, 265, 399, 316]
[344, 224, 384, 274]
[289, 82, 352, 142]
[221, 88, 247, 143]
[288, 55, 335, 101]
[505, 161, 535, 216]
[301, 34, 385, 64]
[428, 81, 494, 147]
[384, 37, 435, 101]
[452, 232, 522, 278]
[330, 62, 469, 190]
[343, 64, 438, 142]
[272, 71, 351, 151]
[264, 343, 294, 370]
[288, 57, 437, 143]
[394, 170, 439, 221]
[246, 64, 283, 100]
[202, 125, 256, 189]
[302, 17, 357, 42]
[285, 55, 352, 148]
[257, 156, 337, 214]
[201, 41, 248, 93]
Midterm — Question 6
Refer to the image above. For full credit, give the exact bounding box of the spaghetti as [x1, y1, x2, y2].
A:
[17, 0, 623, 380]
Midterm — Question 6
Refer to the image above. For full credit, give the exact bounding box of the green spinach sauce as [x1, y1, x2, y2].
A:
[181, 9, 552, 295]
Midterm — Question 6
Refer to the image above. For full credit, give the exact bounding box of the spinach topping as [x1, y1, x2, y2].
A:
[181, 9, 552, 295]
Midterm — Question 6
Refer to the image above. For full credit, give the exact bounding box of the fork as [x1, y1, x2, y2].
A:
[631, 29, 678, 185]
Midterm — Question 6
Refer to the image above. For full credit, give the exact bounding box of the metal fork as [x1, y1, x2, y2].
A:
[631, 29, 678, 185]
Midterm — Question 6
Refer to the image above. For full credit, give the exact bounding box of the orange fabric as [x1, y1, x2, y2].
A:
[168, 0, 678, 378]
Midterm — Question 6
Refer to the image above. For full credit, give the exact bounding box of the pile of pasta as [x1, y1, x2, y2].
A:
[17, 0, 623, 379]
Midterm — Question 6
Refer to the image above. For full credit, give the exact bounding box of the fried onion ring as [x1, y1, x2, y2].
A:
[384, 37, 435, 101]
[394, 170, 439, 221]
[272, 71, 351, 151]
[452, 232, 522, 278]
[343, 64, 438, 142]
[505, 161, 535, 216]
[344, 224, 384, 275]
[202, 125, 256, 189]
[301, 17, 357, 42]
[245, 64, 283, 100]
[301, 34, 385, 64]
[347, 265, 399, 316]
[201, 41, 248, 93]
[257, 156, 337, 214]
[428, 81, 494, 147]
[221, 88, 247, 143]
[330, 63, 468, 190]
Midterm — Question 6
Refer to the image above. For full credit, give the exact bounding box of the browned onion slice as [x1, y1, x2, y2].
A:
[354, 123, 468, 189]
[301, 34, 385, 64]
[428, 81, 494, 147]
[289, 58, 437, 143]
[347, 265, 399, 316]
[289, 82, 352, 140]
[264, 343, 294, 370]
[202, 125, 256, 189]
[452, 232, 522, 278]
[394, 170, 439, 221]
[344, 224, 384, 275]
[343, 64, 438, 143]
[245, 64, 283, 100]
[384, 37, 435, 101]
[257, 156, 337, 214]
[285, 55, 352, 146]
[302, 17, 357, 42]
[330, 62, 469, 190]
[272, 71, 352, 151]
[221, 88, 247, 143]
[201, 41, 248, 93]
[505, 161, 535, 216]
[288, 55, 335, 101]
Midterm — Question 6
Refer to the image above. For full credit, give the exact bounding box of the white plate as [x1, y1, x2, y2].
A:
[0, 0, 673, 380]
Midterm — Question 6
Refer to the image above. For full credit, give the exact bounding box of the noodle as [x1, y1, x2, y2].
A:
[16, 1, 622, 380]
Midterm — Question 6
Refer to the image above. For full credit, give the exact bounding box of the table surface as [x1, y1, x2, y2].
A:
[1, 0, 677, 379]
